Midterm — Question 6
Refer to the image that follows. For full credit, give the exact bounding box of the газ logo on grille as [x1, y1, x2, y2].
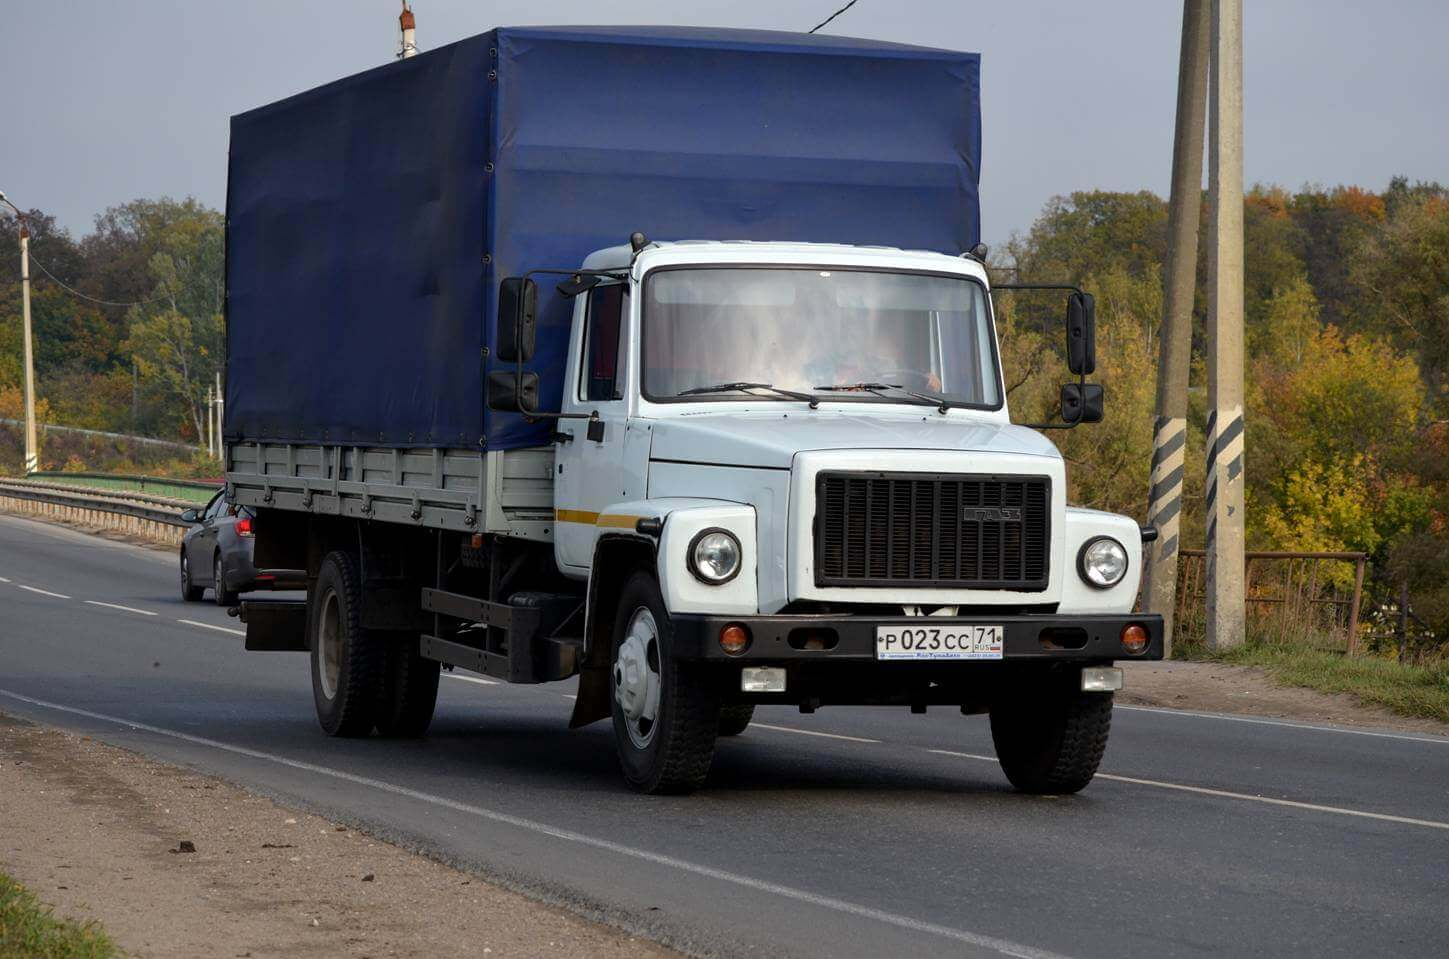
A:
[964, 507, 1021, 522]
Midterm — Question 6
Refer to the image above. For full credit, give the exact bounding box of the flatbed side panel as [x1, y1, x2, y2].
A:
[226, 442, 552, 540]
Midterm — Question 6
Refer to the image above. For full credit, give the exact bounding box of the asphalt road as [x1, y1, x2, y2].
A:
[2, 512, 1446, 958]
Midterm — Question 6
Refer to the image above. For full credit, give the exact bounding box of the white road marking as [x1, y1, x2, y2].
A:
[0, 688, 1070, 959]
[84, 600, 157, 617]
[929, 749, 998, 762]
[561, 694, 577, 700]
[1117, 704, 1449, 745]
[0, 576, 10, 583]
[178, 618, 245, 637]
[15, 584, 71, 600]
[927, 750, 1449, 832]
[444, 673, 500, 687]
[753, 723, 881, 744]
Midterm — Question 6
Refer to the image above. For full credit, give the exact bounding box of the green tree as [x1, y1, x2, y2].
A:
[1352, 192, 1449, 412]
[1250, 273, 1319, 366]
[120, 204, 224, 441]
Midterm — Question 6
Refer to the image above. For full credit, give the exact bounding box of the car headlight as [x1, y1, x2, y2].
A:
[688, 529, 742, 585]
[1078, 536, 1128, 589]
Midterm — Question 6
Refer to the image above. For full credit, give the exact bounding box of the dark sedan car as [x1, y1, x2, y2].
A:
[179, 491, 260, 605]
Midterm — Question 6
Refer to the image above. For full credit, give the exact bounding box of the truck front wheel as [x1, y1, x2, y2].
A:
[718, 704, 756, 736]
[610, 572, 720, 794]
[309, 551, 386, 737]
[989, 676, 1113, 795]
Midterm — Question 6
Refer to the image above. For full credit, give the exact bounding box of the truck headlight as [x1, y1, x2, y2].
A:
[688, 528, 742, 585]
[1078, 536, 1128, 589]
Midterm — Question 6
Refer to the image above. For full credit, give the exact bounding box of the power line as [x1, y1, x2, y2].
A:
[810, 0, 862, 34]
[23, 249, 169, 309]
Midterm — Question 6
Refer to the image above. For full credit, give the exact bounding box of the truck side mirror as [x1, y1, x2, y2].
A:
[497, 277, 538, 363]
[1060, 382, 1104, 424]
[1066, 292, 1096, 376]
[487, 370, 540, 413]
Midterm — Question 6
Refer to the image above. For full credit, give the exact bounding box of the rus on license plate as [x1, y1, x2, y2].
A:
[875, 624, 1004, 661]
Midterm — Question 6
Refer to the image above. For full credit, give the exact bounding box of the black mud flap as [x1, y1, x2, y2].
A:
[569, 660, 611, 728]
[239, 599, 309, 652]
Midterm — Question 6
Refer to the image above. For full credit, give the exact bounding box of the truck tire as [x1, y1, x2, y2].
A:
[213, 549, 239, 607]
[309, 551, 386, 737]
[989, 682, 1113, 795]
[375, 637, 440, 737]
[718, 704, 755, 737]
[610, 572, 720, 794]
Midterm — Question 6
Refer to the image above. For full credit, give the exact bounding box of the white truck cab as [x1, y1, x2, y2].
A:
[488, 239, 1160, 792]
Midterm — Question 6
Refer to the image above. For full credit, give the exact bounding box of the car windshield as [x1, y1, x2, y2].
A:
[642, 267, 1000, 408]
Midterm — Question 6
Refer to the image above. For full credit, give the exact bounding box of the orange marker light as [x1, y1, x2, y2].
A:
[1121, 624, 1150, 654]
[719, 624, 751, 655]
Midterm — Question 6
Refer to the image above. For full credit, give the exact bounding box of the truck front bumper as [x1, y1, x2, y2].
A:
[670, 612, 1164, 663]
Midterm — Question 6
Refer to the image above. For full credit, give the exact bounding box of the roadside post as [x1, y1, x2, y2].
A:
[1145, 0, 1210, 655]
[0, 190, 40, 474]
[1205, 0, 1247, 650]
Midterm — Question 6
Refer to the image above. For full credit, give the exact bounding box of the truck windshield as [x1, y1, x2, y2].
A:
[642, 268, 1000, 408]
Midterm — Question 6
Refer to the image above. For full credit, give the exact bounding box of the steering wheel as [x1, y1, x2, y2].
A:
[875, 369, 936, 391]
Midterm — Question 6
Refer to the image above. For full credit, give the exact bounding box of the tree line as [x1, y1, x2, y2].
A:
[0, 198, 222, 451]
[2, 180, 1446, 635]
[995, 176, 1447, 640]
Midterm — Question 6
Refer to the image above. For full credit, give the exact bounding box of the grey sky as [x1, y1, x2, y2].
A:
[4, 1, 1446, 247]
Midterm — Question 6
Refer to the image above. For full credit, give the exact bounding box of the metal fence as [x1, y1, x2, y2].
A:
[1175, 549, 1368, 653]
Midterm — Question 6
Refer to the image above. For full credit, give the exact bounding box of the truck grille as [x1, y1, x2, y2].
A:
[814, 472, 1050, 590]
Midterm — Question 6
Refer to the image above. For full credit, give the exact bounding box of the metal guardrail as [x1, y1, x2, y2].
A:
[0, 418, 202, 453]
[28, 471, 222, 493]
[0, 478, 193, 527]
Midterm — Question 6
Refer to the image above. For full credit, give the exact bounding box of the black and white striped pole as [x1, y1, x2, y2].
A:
[1205, 0, 1246, 649]
[1145, 0, 1210, 654]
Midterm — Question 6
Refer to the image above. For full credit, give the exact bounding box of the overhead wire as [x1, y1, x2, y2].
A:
[21, 248, 171, 309]
[809, 0, 862, 34]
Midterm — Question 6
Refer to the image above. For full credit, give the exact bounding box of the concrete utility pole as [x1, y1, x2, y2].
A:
[1144, 0, 1211, 654]
[398, 2, 417, 59]
[205, 385, 214, 457]
[0, 190, 39, 474]
[1205, 0, 1246, 649]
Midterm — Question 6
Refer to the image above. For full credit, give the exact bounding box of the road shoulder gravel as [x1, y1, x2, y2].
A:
[1120, 659, 1449, 736]
[0, 711, 677, 959]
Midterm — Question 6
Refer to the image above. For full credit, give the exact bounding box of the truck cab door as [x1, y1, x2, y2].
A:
[554, 281, 633, 573]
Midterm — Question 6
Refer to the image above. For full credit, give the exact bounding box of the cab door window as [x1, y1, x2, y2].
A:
[581, 284, 626, 402]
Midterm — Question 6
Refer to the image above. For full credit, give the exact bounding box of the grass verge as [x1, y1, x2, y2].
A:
[1176, 640, 1449, 724]
[0, 873, 117, 959]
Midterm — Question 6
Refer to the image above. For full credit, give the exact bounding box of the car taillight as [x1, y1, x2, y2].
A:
[236, 516, 254, 537]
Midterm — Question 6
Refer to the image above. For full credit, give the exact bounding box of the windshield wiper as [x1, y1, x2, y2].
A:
[678, 381, 820, 408]
[814, 382, 951, 414]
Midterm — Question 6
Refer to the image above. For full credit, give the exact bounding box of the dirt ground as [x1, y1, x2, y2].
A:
[1119, 659, 1449, 736]
[0, 714, 676, 959]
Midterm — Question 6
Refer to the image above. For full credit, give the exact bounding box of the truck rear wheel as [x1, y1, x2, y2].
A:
[989, 679, 1113, 795]
[375, 637, 440, 737]
[309, 551, 386, 737]
[718, 704, 755, 736]
[610, 572, 720, 794]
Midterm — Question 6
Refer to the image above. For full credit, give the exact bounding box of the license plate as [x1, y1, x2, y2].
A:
[875, 624, 1004, 661]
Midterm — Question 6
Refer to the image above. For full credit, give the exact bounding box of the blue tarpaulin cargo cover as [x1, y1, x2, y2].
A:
[225, 25, 982, 451]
